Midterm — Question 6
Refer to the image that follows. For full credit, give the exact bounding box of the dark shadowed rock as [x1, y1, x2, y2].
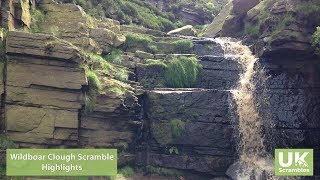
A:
[140, 89, 237, 176]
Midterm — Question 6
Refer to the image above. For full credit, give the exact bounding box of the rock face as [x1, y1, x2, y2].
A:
[80, 78, 140, 150]
[5, 31, 86, 147]
[259, 58, 320, 173]
[136, 39, 240, 90]
[147, 0, 229, 25]
[4, 31, 141, 153]
[0, 0, 32, 31]
[167, 25, 197, 37]
[138, 89, 236, 176]
[203, 2, 233, 37]
[39, 0, 125, 53]
[1, 0, 320, 178]
[204, 0, 318, 58]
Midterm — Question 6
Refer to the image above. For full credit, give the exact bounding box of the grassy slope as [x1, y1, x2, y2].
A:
[58, 0, 224, 31]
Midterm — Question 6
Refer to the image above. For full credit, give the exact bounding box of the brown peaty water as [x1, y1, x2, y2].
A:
[214, 38, 276, 178]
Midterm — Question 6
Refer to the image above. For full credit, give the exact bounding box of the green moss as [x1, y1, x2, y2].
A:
[104, 48, 123, 65]
[206, 44, 214, 50]
[0, 135, 16, 149]
[72, 0, 176, 31]
[123, 32, 157, 53]
[50, 26, 62, 38]
[170, 119, 185, 139]
[164, 56, 202, 88]
[145, 59, 167, 69]
[312, 26, 320, 56]
[88, 53, 105, 62]
[85, 69, 101, 114]
[30, 9, 46, 33]
[118, 166, 135, 177]
[173, 39, 194, 54]
[243, 22, 260, 37]
[114, 68, 129, 82]
[297, 0, 320, 23]
[168, 146, 179, 155]
[268, 14, 295, 44]
[86, 14, 97, 28]
[109, 86, 125, 96]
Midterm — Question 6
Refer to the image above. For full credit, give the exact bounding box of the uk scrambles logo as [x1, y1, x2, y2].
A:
[275, 149, 313, 176]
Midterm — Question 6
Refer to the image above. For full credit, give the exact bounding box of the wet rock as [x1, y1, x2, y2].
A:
[140, 89, 237, 176]
[226, 160, 274, 180]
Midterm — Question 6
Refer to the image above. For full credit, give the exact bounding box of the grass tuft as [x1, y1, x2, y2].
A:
[104, 48, 123, 65]
[30, 9, 46, 33]
[170, 119, 185, 139]
[85, 69, 101, 114]
[173, 39, 193, 54]
[123, 33, 157, 53]
[164, 56, 202, 88]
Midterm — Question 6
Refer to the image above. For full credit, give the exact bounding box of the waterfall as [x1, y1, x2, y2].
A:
[214, 38, 275, 179]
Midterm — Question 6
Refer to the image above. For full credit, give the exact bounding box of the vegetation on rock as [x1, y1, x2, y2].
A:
[169, 0, 219, 21]
[145, 59, 167, 69]
[297, 0, 320, 23]
[165, 56, 202, 88]
[268, 13, 295, 43]
[170, 118, 186, 139]
[86, 52, 129, 82]
[68, 0, 177, 31]
[312, 26, 320, 56]
[117, 166, 135, 177]
[104, 48, 123, 65]
[30, 9, 46, 33]
[85, 69, 101, 114]
[173, 39, 194, 53]
[123, 32, 157, 53]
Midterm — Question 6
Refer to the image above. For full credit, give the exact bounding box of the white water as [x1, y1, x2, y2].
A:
[214, 38, 275, 178]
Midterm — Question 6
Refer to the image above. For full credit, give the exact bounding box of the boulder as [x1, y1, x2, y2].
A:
[167, 25, 197, 37]
[38, 0, 125, 53]
[203, 2, 233, 37]
[232, 0, 260, 15]
[90, 28, 126, 51]
[97, 18, 121, 34]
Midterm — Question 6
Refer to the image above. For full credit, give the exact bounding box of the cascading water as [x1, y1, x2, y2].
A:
[214, 38, 275, 179]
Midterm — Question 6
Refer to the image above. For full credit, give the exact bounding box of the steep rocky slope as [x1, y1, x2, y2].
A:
[203, 0, 320, 175]
[0, 0, 320, 179]
[204, 0, 320, 58]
